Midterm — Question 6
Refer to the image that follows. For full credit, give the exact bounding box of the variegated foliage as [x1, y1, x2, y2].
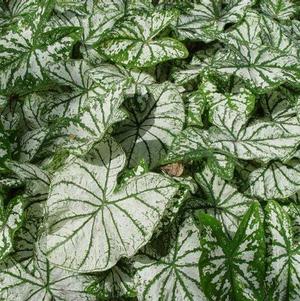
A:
[1, 0, 300, 300]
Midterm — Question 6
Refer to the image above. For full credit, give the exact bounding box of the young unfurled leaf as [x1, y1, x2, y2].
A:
[115, 82, 185, 168]
[134, 217, 206, 301]
[43, 138, 179, 272]
[96, 10, 188, 68]
[265, 201, 300, 301]
[198, 202, 265, 301]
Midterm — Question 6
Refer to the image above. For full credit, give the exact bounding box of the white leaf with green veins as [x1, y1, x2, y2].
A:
[265, 201, 300, 301]
[0, 0, 80, 93]
[200, 78, 255, 123]
[55, 0, 87, 14]
[260, 0, 296, 20]
[43, 60, 107, 121]
[6, 162, 50, 199]
[18, 128, 48, 162]
[0, 245, 95, 301]
[0, 180, 94, 301]
[249, 160, 300, 200]
[45, 86, 126, 156]
[212, 43, 300, 90]
[134, 217, 206, 301]
[0, 197, 23, 261]
[185, 90, 206, 127]
[196, 166, 254, 236]
[206, 153, 235, 181]
[43, 138, 178, 272]
[0, 0, 38, 27]
[49, 0, 124, 45]
[86, 260, 136, 300]
[164, 127, 210, 162]
[175, 0, 254, 42]
[261, 90, 300, 136]
[210, 107, 300, 162]
[87, 63, 155, 96]
[96, 10, 188, 68]
[115, 82, 185, 168]
[198, 202, 265, 301]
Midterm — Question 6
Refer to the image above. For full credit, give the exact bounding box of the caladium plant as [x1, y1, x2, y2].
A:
[1, 0, 300, 300]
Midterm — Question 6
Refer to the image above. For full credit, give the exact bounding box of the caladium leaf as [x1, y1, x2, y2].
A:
[185, 90, 206, 127]
[209, 107, 300, 162]
[115, 82, 185, 168]
[40, 60, 106, 121]
[55, 0, 87, 14]
[223, 11, 299, 56]
[200, 78, 255, 121]
[85, 260, 136, 300]
[249, 160, 300, 200]
[195, 166, 254, 237]
[49, 0, 125, 46]
[87, 63, 155, 96]
[96, 10, 188, 68]
[265, 200, 300, 301]
[18, 128, 48, 162]
[212, 43, 300, 91]
[198, 202, 265, 301]
[164, 127, 210, 162]
[260, 0, 296, 20]
[134, 217, 206, 301]
[0, 0, 81, 94]
[0, 0, 38, 27]
[0, 244, 95, 301]
[43, 138, 179, 272]
[5, 162, 50, 199]
[44, 86, 126, 156]
[175, 0, 254, 42]
[0, 196, 24, 261]
[168, 102, 300, 164]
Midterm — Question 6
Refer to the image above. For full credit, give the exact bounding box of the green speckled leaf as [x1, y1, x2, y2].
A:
[198, 202, 265, 301]
[96, 10, 188, 68]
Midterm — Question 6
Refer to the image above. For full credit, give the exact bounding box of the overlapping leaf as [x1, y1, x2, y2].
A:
[196, 166, 254, 236]
[0, 0, 80, 94]
[134, 217, 206, 301]
[43, 138, 179, 272]
[265, 201, 300, 301]
[0, 196, 23, 261]
[115, 82, 185, 168]
[96, 9, 188, 68]
[176, 0, 254, 42]
[198, 202, 265, 301]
